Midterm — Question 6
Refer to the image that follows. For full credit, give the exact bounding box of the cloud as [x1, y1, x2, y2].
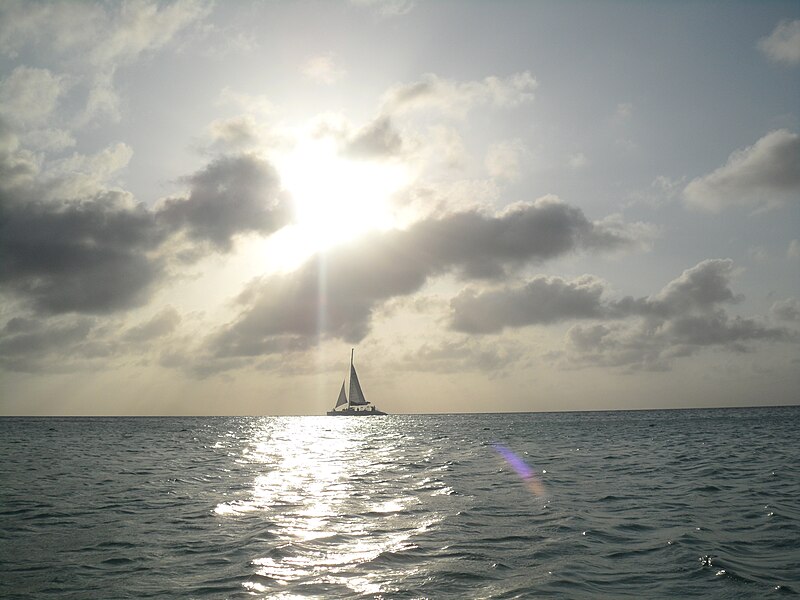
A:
[46, 142, 134, 200]
[568, 152, 589, 169]
[0, 0, 210, 67]
[157, 153, 290, 251]
[442, 258, 789, 370]
[217, 87, 273, 116]
[22, 128, 76, 153]
[0, 305, 186, 373]
[643, 258, 741, 316]
[207, 115, 260, 151]
[0, 1, 211, 127]
[342, 116, 404, 160]
[122, 306, 181, 343]
[78, 72, 123, 125]
[759, 19, 800, 65]
[771, 298, 800, 322]
[0, 315, 94, 372]
[0, 189, 166, 315]
[0, 67, 64, 124]
[398, 338, 525, 374]
[563, 260, 789, 370]
[1, 127, 289, 316]
[787, 239, 800, 259]
[381, 72, 536, 118]
[485, 139, 528, 181]
[301, 54, 347, 84]
[0, 119, 37, 188]
[683, 129, 800, 212]
[450, 275, 607, 333]
[208, 196, 646, 358]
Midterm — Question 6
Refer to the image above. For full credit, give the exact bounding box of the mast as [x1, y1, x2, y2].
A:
[348, 348, 353, 409]
[348, 348, 368, 406]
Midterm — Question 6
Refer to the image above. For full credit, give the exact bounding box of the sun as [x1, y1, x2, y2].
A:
[276, 135, 409, 256]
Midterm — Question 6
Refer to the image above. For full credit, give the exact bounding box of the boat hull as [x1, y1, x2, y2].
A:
[327, 407, 386, 416]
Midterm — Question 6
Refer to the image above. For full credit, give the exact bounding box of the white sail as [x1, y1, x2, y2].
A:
[348, 350, 369, 406]
[335, 380, 347, 408]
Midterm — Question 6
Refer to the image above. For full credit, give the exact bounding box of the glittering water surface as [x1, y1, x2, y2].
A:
[1, 408, 799, 598]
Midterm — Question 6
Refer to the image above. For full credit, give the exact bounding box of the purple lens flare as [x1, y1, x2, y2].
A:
[492, 443, 546, 497]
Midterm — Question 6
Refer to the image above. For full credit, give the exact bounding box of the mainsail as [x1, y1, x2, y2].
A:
[335, 380, 348, 408]
[348, 349, 368, 406]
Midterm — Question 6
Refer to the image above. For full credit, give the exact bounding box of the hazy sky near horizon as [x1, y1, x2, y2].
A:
[1, 0, 799, 415]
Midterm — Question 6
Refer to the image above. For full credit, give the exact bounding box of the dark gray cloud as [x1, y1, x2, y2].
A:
[1, 142, 289, 316]
[683, 129, 800, 212]
[380, 72, 536, 117]
[397, 337, 524, 374]
[122, 306, 181, 343]
[564, 260, 789, 370]
[771, 297, 800, 322]
[210, 196, 644, 357]
[342, 116, 403, 160]
[450, 275, 606, 333]
[0, 315, 94, 372]
[607, 258, 742, 319]
[158, 153, 289, 251]
[448, 260, 747, 335]
[442, 258, 790, 370]
[0, 189, 166, 314]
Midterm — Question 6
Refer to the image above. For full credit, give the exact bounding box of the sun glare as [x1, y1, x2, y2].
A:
[277, 136, 409, 255]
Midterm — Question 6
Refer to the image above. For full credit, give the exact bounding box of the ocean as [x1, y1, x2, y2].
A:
[1, 407, 798, 599]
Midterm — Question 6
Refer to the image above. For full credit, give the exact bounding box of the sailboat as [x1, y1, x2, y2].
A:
[327, 349, 386, 416]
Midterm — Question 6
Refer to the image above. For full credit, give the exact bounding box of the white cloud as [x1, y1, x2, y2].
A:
[78, 72, 122, 126]
[759, 19, 800, 65]
[45, 142, 134, 199]
[0, 0, 211, 68]
[0, 1, 210, 127]
[381, 72, 536, 118]
[90, 0, 210, 67]
[683, 129, 800, 212]
[568, 152, 588, 169]
[0, 67, 64, 124]
[788, 239, 800, 259]
[485, 139, 528, 181]
[22, 128, 76, 153]
[302, 54, 347, 85]
[207, 115, 260, 151]
[217, 87, 273, 116]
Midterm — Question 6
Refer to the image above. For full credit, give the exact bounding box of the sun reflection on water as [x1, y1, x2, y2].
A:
[214, 417, 441, 596]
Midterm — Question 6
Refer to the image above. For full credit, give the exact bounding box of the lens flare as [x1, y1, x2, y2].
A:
[492, 443, 546, 497]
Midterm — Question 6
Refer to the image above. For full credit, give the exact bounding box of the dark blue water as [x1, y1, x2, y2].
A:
[1, 407, 798, 598]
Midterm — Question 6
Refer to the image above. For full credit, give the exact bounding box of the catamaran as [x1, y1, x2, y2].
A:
[327, 349, 386, 415]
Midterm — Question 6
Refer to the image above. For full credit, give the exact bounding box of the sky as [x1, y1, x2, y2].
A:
[1, 0, 799, 415]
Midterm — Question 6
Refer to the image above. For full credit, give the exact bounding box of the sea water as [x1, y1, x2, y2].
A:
[1, 407, 798, 598]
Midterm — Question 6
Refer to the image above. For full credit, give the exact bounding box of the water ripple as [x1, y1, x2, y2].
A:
[1, 408, 799, 598]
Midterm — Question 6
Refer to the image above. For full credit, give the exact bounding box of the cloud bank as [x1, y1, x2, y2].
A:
[209, 196, 647, 357]
[446, 259, 791, 371]
[0, 125, 290, 315]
